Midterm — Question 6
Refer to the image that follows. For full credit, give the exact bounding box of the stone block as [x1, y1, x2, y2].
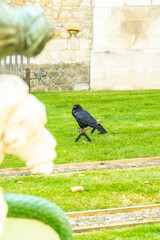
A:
[80, 39, 92, 49]
[128, 69, 150, 89]
[30, 64, 38, 71]
[128, 7, 150, 21]
[60, 84, 74, 91]
[50, 39, 68, 50]
[93, 9, 134, 50]
[68, 37, 80, 50]
[93, 0, 124, 7]
[80, 0, 91, 7]
[104, 69, 131, 90]
[46, 54, 57, 65]
[58, 70, 65, 76]
[111, 7, 129, 21]
[52, 63, 61, 71]
[33, 84, 46, 92]
[60, 50, 76, 62]
[48, 85, 60, 91]
[76, 50, 91, 61]
[146, 36, 160, 50]
[59, 29, 70, 39]
[40, 64, 52, 69]
[61, 63, 71, 69]
[31, 47, 60, 64]
[152, 0, 160, 5]
[48, 71, 59, 78]
[90, 68, 105, 90]
[129, 51, 160, 69]
[80, 76, 89, 83]
[82, 26, 93, 39]
[124, 21, 144, 34]
[83, 61, 90, 68]
[91, 50, 160, 90]
[59, 10, 72, 20]
[52, 0, 62, 6]
[129, 69, 160, 89]
[81, 8, 93, 21]
[149, 71, 160, 88]
[90, 67, 105, 83]
[72, 9, 86, 19]
[91, 51, 130, 68]
[62, 0, 81, 6]
[54, 77, 69, 84]
[93, 36, 112, 49]
[73, 77, 81, 83]
[73, 62, 82, 69]
[94, 18, 120, 36]
[124, 0, 151, 5]
[53, 11, 59, 19]
[93, 7, 112, 22]
[43, 6, 53, 15]
[74, 83, 89, 90]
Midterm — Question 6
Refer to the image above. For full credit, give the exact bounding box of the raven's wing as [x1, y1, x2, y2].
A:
[74, 109, 107, 133]
[74, 109, 97, 127]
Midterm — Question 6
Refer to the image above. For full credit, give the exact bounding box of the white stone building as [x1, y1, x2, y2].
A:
[3, 0, 160, 91]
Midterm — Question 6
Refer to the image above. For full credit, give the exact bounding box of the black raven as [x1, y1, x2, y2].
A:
[72, 104, 107, 134]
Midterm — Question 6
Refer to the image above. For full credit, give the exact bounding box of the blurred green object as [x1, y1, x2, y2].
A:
[0, 2, 54, 60]
[1, 193, 73, 240]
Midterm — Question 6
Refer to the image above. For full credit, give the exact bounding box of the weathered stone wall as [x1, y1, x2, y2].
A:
[30, 62, 90, 91]
[91, 0, 160, 90]
[3, 0, 92, 91]
[3, 0, 160, 91]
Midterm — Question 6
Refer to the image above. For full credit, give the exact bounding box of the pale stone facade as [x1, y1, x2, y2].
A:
[3, 0, 160, 91]
[3, 0, 92, 91]
[91, 0, 160, 90]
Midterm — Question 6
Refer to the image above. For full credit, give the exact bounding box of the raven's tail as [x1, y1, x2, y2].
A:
[95, 124, 107, 134]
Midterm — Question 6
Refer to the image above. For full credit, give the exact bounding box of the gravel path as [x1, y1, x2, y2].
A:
[1, 157, 159, 233]
[0, 157, 159, 177]
[66, 205, 160, 232]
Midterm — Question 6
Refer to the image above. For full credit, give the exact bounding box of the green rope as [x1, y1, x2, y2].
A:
[4, 193, 73, 240]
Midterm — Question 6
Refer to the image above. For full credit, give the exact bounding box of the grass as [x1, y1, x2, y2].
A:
[74, 223, 160, 240]
[1, 90, 160, 239]
[1, 90, 160, 169]
[0, 168, 159, 212]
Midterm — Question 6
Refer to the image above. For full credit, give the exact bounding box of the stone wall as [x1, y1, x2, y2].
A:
[3, 0, 160, 91]
[3, 0, 92, 91]
[30, 62, 90, 91]
[91, 0, 160, 90]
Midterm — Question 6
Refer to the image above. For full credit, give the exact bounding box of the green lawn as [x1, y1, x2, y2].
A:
[1, 90, 160, 169]
[74, 223, 160, 240]
[0, 168, 159, 212]
[1, 90, 159, 240]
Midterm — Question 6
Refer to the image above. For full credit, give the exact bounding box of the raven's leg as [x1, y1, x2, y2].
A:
[91, 128, 95, 134]
[83, 133, 92, 142]
[75, 134, 82, 142]
[75, 133, 92, 142]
